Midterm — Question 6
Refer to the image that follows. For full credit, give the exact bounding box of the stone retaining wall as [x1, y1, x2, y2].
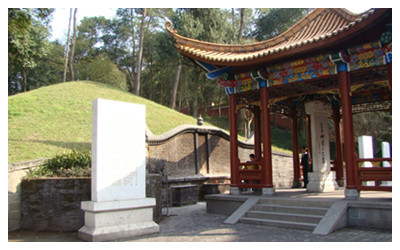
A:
[8, 158, 49, 232]
[20, 175, 163, 232]
[21, 178, 91, 232]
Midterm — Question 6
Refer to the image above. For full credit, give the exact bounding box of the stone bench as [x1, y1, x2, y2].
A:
[170, 185, 198, 206]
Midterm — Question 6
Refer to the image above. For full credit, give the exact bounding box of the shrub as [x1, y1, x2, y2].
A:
[26, 150, 91, 178]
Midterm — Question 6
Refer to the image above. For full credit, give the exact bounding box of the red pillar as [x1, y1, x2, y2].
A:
[228, 93, 239, 187]
[291, 106, 301, 188]
[260, 86, 273, 188]
[388, 62, 392, 89]
[338, 70, 358, 192]
[253, 106, 262, 160]
[332, 104, 345, 186]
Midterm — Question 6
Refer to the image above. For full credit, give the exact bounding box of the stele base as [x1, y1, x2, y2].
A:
[307, 171, 338, 193]
[78, 198, 159, 242]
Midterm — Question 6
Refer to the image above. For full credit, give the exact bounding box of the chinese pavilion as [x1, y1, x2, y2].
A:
[166, 8, 392, 199]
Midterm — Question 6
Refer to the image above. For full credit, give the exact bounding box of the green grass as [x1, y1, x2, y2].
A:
[8, 81, 212, 163]
[8, 80, 292, 164]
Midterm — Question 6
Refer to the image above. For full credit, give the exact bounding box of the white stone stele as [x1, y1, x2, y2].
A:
[304, 101, 338, 192]
[91, 98, 146, 202]
[78, 99, 159, 242]
[381, 141, 392, 186]
[381, 141, 391, 167]
[358, 136, 374, 167]
[358, 136, 374, 186]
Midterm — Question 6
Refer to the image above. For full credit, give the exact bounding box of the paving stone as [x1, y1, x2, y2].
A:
[9, 202, 391, 242]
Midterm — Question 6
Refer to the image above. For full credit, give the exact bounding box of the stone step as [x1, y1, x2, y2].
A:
[239, 217, 318, 231]
[238, 198, 333, 231]
[258, 198, 333, 208]
[246, 210, 324, 224]
[252, 204, 328, 216]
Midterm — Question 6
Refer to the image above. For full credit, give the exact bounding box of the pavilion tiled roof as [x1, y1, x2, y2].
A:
[166, 8, 378, 65]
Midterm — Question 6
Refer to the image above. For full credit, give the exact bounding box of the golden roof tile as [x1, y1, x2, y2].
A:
[166, 8, 381, 66]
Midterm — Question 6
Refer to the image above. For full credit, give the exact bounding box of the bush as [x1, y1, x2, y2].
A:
[26, 150, 91, 178]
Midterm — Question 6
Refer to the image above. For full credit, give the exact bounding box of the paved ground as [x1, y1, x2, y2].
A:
[9, 201, 392, 243]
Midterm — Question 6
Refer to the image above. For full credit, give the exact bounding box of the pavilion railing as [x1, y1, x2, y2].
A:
[237, 162, 263, 189]
[356, 157, 392, 191]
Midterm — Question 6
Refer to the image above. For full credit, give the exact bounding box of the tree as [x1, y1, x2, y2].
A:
[72, 13, 137, 90]
[169, 59, 182, 109]
[243, 108, 254, 139]
[253, 8, 312, 41]
[238, 8, 244, 41]
[134, 8, 147, 96]
[69, 8, 78, 81]
[174, 8, 236, 44]
[8, 8, 54, 94]
[129, 8, 137, 92]
[28, 40, 65, 88]
[114, 8, 140, 92]
[169, 8, 238, 115]
[81, 54, 127, 90]
[63, 8, 73, 82]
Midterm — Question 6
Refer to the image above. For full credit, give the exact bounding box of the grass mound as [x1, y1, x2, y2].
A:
[8, 81, 206, 163]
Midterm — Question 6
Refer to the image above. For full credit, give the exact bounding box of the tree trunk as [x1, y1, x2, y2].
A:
[22, 66, 27, 92]
[217, 86, 223, 117]
[63, 8, 73, 82]
[231, 8, 235, 26]
[69, 8, 78, 81]
[169, 60, 182, 109]
[238, 8, 244, 41]
[134, 8, 147, 96]
[191, 95, 198, 118]
[243, 109, 252, 139]
[129, 8, 136, 92]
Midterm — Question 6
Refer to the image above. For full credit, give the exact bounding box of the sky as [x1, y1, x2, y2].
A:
[49, 8, 117, 41]
[49, 6, 373, 42]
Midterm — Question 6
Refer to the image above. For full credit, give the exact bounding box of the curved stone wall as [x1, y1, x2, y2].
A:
[147, 125, 293, 187]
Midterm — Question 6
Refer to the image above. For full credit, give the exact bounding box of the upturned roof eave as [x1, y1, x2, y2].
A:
[166, 8, 390, 72]
[166, 8, 370, 52]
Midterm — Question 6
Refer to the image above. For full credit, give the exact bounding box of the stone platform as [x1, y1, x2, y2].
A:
[205, 188, 392, 234]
